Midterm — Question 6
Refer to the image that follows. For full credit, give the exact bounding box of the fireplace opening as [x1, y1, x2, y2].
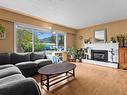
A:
[91, 50, 108, 62]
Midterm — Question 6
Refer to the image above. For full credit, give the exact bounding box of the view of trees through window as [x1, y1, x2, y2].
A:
[16, 25, 66, 52]
[33, 30, 56, 51]
[58, 34, 64, 51]
[16, 27, 33, 52]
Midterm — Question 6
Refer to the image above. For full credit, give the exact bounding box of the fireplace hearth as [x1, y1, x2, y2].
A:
[91, 50, 108, 62]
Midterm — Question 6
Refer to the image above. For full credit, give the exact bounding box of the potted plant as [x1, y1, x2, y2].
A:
[0, 24, 5, 37]
[116, 34, 125, 47]
[84, 38, 91, 44]
[75, 48, 84, 62]
[0, 24, 5, 33]
[110, 37, 116, 43]
[67, 47, 77, 59]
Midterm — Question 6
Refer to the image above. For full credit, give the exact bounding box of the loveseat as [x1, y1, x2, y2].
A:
[0, 52, 52, 77]
[0, 64, 41, 95]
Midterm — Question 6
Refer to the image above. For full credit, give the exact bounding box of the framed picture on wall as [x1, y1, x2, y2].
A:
[94, 29, 107, 43]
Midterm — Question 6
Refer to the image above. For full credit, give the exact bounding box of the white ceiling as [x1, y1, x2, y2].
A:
[0, 0, 127, 29]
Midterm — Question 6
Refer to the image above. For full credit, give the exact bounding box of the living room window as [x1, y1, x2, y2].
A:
[14, 23, 66, 53]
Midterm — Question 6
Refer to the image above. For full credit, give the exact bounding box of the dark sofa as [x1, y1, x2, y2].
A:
[0, 52, 53, 95]
[0, 64, 41, 95]
[0, 52, 52, 77]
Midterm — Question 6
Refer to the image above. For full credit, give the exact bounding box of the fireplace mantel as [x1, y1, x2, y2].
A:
[83, 43, 119, 68]
[84, 43, 119, 63]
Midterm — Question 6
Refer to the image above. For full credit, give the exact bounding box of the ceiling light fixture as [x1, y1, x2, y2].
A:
[48, 26, 52, 30]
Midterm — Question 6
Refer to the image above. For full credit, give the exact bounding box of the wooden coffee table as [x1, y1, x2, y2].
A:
[38, 63, 76, 90]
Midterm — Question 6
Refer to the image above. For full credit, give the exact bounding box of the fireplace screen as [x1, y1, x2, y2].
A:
[91, 50, 108, 62]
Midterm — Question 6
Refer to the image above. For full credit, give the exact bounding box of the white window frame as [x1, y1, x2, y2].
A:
[14, 22, 67, 52]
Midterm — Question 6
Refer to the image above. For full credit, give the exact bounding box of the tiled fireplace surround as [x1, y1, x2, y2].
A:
[82, 43, 119, 68]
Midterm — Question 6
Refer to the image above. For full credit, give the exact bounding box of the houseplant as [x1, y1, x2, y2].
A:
[0, 24, 5, 34]
[116, 34, 125, 47]
[75, 48, 85, 62]
[0, 24, 5, 39]
[110, 37, 116, 43]
[67, 47, 77, 59]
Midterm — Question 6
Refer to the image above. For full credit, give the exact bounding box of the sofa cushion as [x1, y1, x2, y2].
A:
[11, 53, 30, 64]
[15, 61, 37, 69]
[0, 66, 22, 78]
[30, 52, 47, 61]
[0, 74, 25, 85]
[0, 78, 41, 95]
[0, 53, 11, 65]
[35, 59, 52, 68]
[0, 64, 14, 70]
